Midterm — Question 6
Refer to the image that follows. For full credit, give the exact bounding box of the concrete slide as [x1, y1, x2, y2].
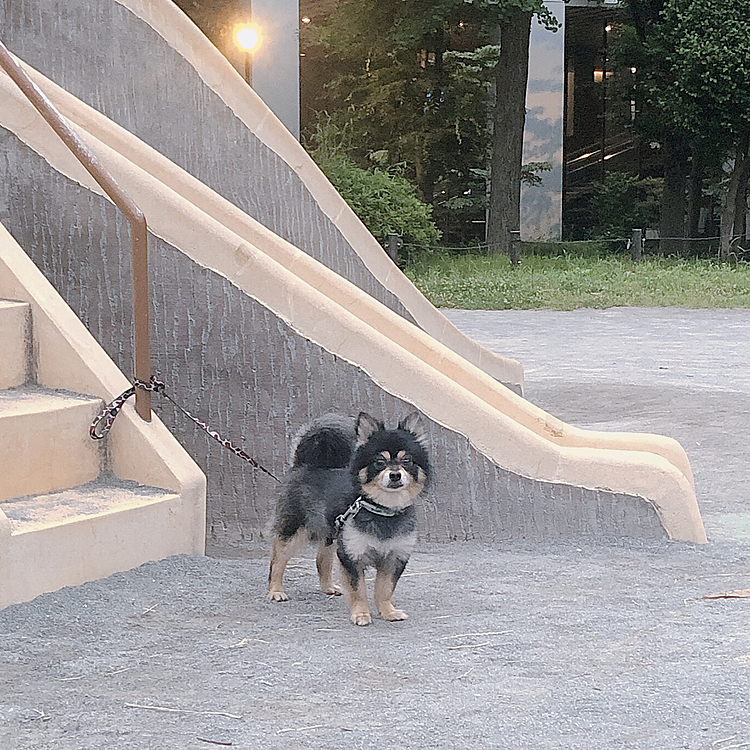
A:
[0, 0, 705, 544]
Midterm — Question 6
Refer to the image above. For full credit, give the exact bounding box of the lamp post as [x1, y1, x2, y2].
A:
[234, 23, 260, 86]
[600, 21, 611, 182]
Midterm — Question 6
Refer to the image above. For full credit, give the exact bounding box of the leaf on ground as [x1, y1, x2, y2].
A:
[702, 589, 750, 600]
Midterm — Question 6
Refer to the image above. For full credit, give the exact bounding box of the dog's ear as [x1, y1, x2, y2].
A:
[398, 412, 428, 446]
[356, 412, 383, 445]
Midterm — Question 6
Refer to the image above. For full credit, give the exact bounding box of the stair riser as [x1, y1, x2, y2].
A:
[0, 494, 193, 608]
[0, 400, 102, 500]
[0, 302, 31, 389]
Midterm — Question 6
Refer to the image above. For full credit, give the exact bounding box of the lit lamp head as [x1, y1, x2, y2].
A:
[234, 23, 260, 53]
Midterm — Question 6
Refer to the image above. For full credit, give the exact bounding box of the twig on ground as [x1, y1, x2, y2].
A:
[124, 703, 242, 720]
[446, 641, 493, 650]
[276, 724, 325, 735]
[105, 667, 134, 677]
[228, 637, 269, 648]
[140, 604, 159, 616]
[713, 740, 736, 749]
[400, 569, 459, 578]
[701, 589, 750, 600]
[711, 737, 750, 749]
[197, 738, 233, 746]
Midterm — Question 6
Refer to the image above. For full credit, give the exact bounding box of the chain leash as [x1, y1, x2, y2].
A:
[90, 375, 280, 482]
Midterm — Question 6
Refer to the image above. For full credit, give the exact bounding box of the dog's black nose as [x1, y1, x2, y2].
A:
[389, 471, 401, 482]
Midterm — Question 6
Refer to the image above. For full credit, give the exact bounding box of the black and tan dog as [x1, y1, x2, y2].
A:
[268, 412, 430, 626]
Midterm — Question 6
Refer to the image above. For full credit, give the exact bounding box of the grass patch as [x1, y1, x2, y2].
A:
[405, 252, 750, 310]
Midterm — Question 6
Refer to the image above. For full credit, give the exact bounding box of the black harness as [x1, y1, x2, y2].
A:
[334, 496, 402, 536]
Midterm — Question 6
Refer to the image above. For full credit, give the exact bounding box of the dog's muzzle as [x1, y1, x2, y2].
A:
[386, 471, 405, 489]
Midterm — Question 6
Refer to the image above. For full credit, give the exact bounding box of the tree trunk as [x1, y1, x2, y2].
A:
[733, 162, 748, 245]
[487, 11, 532, 263]
[720, 134, 750, 260]
[659, 133, 689, 255]
[686, 144, 703, 239]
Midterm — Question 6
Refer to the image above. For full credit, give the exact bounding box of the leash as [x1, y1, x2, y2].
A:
[334, 496, 401, 536]
[90, 375, 280, 483]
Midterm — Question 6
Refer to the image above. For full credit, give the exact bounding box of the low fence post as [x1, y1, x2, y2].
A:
[509, 229, 522, 266]
[631, 228, 644, 262]
[384, 233, 403, 263]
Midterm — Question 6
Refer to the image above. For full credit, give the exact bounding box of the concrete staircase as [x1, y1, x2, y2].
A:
[0, 227, 206, 610]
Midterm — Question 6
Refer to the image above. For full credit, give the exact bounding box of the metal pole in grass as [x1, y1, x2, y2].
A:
[631, 228, 644, 262]
[509, 229, 522, 266]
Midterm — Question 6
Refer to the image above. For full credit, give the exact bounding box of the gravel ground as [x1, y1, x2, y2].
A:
[2, 308, 749, 750]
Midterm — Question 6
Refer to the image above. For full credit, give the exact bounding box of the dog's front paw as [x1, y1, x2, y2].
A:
[268, 590, 289, 602]
[322, 584, 342, 596]
[351, 612, 372, 626]
[381, 608, 409, 621]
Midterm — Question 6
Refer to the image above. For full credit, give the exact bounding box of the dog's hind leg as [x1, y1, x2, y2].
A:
[374, 557, 409, 621]
[268, 531, 306, 602]
[316, 542, 342, 596]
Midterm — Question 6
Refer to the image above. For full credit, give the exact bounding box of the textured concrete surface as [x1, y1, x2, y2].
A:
[1, 307, 749, 748]
[3, 538, 750, 750]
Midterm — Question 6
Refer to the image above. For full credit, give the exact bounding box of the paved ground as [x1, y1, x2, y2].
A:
[2, 307, 750, 750]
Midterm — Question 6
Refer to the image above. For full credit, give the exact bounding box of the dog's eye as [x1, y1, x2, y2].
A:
[401, 456, 413, 467]
[374, 458, 386, 470]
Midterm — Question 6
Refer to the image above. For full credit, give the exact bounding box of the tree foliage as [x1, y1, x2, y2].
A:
[307, 119, 441, 253]
[303, 0, 556, 250]
[659, 0, 750, 139]
[617, 0, 750, 255]
[588, 172, 663, 239]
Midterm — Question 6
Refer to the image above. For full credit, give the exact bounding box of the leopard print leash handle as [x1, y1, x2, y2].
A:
[90, 375, 280, 482]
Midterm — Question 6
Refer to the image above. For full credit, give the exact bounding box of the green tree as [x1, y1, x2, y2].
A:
[614, 1, 692, 252]
[658, 0, 750, 257]
[588, 172, 662, 239]
[619, 0, 750, 256]
[305, 0, 557, 259]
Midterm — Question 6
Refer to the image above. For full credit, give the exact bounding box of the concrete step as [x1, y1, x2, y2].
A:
[1, 479, 182, 607]
[0, 387, 103, 501]
[0, 300, 30, 389]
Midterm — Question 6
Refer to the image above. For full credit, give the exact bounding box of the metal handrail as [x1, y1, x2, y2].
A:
[0, 41, 152, 420]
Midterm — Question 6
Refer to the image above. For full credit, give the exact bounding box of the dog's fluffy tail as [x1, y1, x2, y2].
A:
[292, 414, 355, 469]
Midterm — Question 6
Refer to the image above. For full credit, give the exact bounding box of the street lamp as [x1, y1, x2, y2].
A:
[234, 23, 261, 85]
[600, 20, 611, 182]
